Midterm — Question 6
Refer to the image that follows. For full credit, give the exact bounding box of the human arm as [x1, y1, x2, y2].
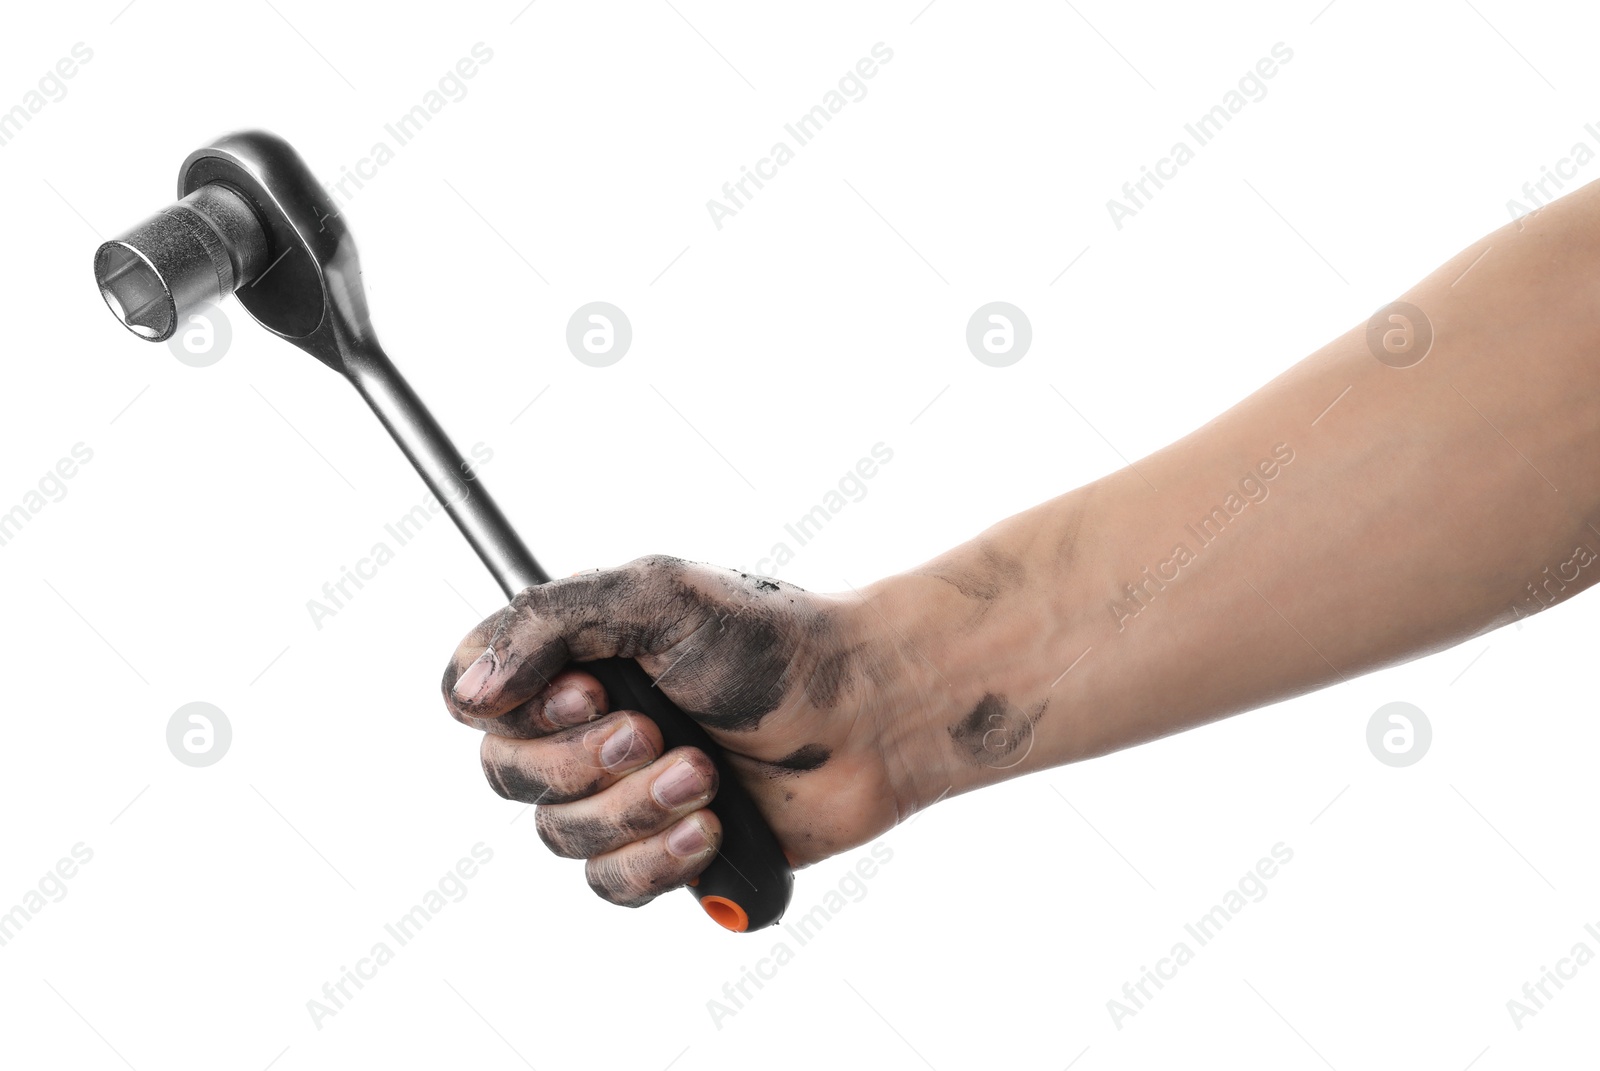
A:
[441, 179, 1600, 906]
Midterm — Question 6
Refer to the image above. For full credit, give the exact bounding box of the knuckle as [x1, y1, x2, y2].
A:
[480, 745, 548, 803]
[584, 848, 695, 909]
[538, 805, 649, 860]
[628, 553, 688, 578]
[585, 855, 656, 908]
[533, 807, 565, 855]
[482, 725, 617, 806]
[533, 806, 608, 859]
[536, 788, 673, 861]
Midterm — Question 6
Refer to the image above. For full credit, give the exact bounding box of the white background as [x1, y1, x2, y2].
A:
[2, 0, 1598, 1067]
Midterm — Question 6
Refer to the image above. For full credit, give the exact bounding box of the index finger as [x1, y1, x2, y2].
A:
[440, 558, 698, 722]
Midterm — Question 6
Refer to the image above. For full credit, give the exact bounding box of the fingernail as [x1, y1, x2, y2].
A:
[666, 817, 710, 857]
[600, 719, 648, 771]
[652, 760, 709, 808]
[544, 686, 592, 727]
[453, 648, 497, 703]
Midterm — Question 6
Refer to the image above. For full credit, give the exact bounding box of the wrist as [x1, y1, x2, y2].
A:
[849, 491, 1104, 819]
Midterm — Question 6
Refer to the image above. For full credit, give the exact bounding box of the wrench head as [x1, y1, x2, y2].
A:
[93, 129, 375, 372]
[177, 129, 376, 372]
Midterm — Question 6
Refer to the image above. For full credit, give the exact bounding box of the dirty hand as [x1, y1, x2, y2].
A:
[440, 555, 968, 908]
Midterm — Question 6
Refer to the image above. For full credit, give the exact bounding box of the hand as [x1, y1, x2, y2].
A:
[440, 555, 940, 908]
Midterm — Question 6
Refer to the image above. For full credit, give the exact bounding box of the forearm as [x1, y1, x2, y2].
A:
[871, 181, 1600, 811]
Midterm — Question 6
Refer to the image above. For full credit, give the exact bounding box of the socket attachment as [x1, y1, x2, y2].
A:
[94, 183, 269, 342]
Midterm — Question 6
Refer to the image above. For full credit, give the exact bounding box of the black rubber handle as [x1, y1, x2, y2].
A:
[576, 656, 793, 931]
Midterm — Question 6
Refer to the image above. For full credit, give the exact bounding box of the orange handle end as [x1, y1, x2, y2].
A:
[700, 896, 749, 933]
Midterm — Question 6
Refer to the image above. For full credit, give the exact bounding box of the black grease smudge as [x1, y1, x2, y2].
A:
[451, 693, 549, 739]
[536, 797, 673, 859]
[482, 751, 547, 803]
[482, 749, 601, 806]
[805, 650, 852, 708]
[761, 743, 832, 774]
[537, 811, 613, 858]
[947, 692, 1042, 767]
[520, 557, 852, 733]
